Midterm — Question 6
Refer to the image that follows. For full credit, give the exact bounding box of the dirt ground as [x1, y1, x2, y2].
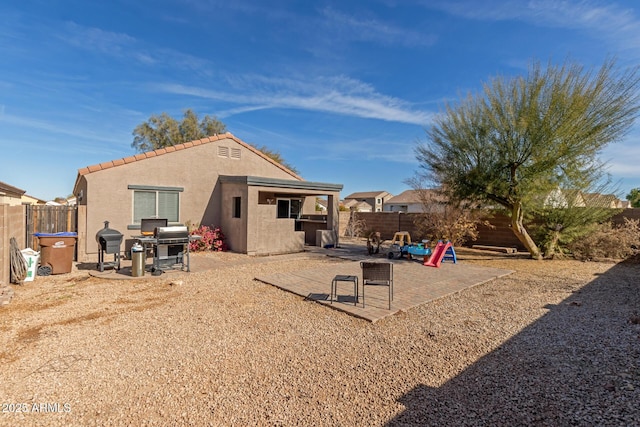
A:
[0, 244, 638, 426]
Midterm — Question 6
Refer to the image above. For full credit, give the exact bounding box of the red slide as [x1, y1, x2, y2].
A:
[424, 241, 452, 268]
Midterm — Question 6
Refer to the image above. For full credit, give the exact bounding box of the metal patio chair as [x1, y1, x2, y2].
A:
[360, 261, 393, 310]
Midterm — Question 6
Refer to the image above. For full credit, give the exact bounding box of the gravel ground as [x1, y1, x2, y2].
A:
[0, 243, 639, 426]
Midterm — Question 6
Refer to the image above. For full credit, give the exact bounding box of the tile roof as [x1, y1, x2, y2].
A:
[344, 191, 391, 199]
[76, 132, 302, 180]
[387, 189, 444, 204]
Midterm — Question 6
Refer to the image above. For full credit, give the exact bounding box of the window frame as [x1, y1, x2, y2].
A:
[276, 198, 302, 219]
[128, 185, 183, 225]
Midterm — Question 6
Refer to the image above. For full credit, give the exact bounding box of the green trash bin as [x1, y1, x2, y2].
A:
[35, 232, 77, 275]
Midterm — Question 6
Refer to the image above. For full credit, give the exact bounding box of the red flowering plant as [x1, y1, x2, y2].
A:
[189, 225, 228, 252]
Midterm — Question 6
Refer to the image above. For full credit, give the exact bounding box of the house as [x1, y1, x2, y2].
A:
[0, 181, 26, 206]
[542, 188, 626, 209]
[315, 197, 327, 213]
[542, 188, 586, 208]
[343, 191, 392, 212]
[341, 199, 373, 212]
[383, 189, 446, 213]
[21, 194, 47, 205]
[583, 193, 626, 208]
[72, 132, 342, 261]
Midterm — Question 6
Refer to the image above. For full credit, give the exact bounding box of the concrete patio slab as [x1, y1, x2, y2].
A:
[256, 258, 513, 323]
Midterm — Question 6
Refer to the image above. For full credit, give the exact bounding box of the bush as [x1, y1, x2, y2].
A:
[413, 205, 487, 247]
[189, 225, 228, 252]
[568, 218, 640, 260]
[344, 211, 366, 237]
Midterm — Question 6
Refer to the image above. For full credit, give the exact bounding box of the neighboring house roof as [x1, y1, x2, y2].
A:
[541, 188, 586, 208]
[315, 198, 328, 211]
[0, 180, 26, 197]
[583, 193, 622, 208]
[541, 188, 625, 209]
[344, 191, 391, 199]
[75, 132, 302, 181]
[386, 190, 420, 204]
[385, 189, 443, 204]
[21, 194, 47, 205]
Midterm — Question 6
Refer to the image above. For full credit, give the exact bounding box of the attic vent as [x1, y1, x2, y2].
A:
[230, 148, 241, 159]
[218, 146, 229, 158]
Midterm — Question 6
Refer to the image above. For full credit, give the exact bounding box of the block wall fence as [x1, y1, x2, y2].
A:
[339, 209, 640, 250]
[2, 207, 639, 284]
[0, 205, 26, 285]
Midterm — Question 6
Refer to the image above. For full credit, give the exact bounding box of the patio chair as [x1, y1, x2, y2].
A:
[360, 261, 393, 310]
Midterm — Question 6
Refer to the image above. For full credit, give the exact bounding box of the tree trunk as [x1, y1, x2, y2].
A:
[510, 202, 543, 260]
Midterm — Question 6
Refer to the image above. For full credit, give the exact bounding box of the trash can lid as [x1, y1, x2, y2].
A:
[34, 232, 78, 237]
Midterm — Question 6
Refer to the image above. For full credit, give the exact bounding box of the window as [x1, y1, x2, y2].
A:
[376, 198, 382, 204]
[277, 198, 302, 219]
[277, 199, 290, 219]
[233, 197, 241, 218]
[129, 185, 182, 223]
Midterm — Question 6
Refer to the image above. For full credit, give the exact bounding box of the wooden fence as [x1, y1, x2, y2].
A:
[25, 205, 78, 251]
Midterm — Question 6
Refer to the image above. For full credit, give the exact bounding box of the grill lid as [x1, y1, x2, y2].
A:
[155, 226, 189, 240]
[96, 221, 124, 244]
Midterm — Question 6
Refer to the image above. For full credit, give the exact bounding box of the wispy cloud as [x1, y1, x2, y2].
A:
[302, 135, 418, 165]
[58, 21, 136, 55]
[320, 7, 437, 48]
[55, 21, 214, 75]
[427, 0, 640, 55]
[155, 74, 433, 125]
[0, 111, 126, 145]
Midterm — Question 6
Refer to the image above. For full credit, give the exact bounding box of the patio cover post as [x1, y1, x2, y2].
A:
[327, 193, 340, 247]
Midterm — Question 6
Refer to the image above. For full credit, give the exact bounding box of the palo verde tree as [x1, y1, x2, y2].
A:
[415, 59, 640, 259]
[131, 109, 299, 174]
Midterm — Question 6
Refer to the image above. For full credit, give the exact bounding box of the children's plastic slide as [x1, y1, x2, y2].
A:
[424, 241, 452, 268]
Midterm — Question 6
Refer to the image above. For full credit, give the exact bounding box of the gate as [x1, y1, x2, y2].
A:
[25, 205, 78, 250]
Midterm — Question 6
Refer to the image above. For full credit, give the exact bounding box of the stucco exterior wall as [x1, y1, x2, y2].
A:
[219, 181, 249, 253]
[77, 136, 298, 261]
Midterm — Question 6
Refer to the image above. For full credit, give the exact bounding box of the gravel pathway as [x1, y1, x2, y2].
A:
[0, 246, 638, 426]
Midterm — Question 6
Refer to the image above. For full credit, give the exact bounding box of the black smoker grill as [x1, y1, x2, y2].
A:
[96, 221, 123, 272]
[150, 225, 191, 272]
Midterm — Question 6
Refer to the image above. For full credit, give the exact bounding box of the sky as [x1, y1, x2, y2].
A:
[1, 0, 640, 201]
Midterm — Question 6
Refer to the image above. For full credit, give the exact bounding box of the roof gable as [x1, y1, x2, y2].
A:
[76, 132, 301, 180]
[386, 190, 422, 204]
[344, 191, 391, 199]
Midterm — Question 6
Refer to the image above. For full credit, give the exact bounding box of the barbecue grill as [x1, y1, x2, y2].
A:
[96, 221, 123, 272]
[136, 225, 191, 272]
[140, 218, 168, 236]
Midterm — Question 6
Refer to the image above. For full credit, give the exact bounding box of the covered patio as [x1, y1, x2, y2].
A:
[219, 176, 342, 255]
